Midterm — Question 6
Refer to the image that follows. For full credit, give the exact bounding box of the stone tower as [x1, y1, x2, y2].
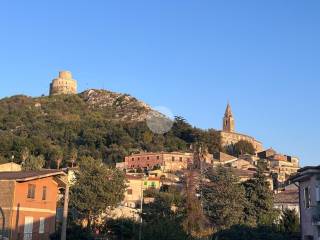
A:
[223, 103, 235, 132]
[49, 71, 77, 96]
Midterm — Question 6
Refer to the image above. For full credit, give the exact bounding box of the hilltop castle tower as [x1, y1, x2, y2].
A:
[49, 71, 77, 96]
[219, 103, 263, 153]
[223, 103, 235, 132]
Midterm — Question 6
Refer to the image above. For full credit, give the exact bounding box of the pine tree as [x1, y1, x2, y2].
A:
[242, 167, 279, 226]
[201, 166, 246, 232]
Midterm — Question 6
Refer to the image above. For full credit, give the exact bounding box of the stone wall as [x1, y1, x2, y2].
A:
[49, 71, 77, 95]
[162, 153, 193, 172]
[219, 131, 263, 152]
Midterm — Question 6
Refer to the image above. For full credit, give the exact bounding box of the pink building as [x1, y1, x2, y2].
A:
[124, 152, 193, 171]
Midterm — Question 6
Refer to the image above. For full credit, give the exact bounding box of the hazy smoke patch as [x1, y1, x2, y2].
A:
[146, 106, 174, 134]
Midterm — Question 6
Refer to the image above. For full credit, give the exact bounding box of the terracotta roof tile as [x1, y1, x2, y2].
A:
[274, 190, 299, 204]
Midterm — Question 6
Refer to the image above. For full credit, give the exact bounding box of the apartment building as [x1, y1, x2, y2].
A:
[124, 152, 193, 172]
[0, 170, 66, 240]
[290, 165, 320, 240]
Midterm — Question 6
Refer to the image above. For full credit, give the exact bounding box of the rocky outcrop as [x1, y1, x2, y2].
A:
[79, 89, 153, 122]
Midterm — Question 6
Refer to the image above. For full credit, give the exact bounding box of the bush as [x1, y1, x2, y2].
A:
[50, 225, 94, 240]
[215, 225, 292, 240]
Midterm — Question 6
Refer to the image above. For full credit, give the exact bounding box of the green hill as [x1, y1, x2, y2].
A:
[0, 89, 220, 167]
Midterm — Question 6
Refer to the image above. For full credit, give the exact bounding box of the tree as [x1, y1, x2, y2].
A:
[49, 147, 63, 169]
[141, 187, 188, 240]
[232, 140, 255, 157]
[242, 168, 279, 226]
[197, 129, 221, 154]
[141, 217, 188, 240]
[22, 155, 45, 171]
[69, 157, 126, 229]
[49, 224, 94, 240]
[151, 164, 161, 171]
[0, 93, 223, 169]
[103, 218, 139, 240]
[171, 116, 196, 143]
[214, 225, 289, 240]
[69, 148, 78, 167]
[201, 166, 246, 232]
[20, 147, 30, 163]
[279, 209, 300, 234]
[182, 170, 212, 238]
[105, 144, 128, 164]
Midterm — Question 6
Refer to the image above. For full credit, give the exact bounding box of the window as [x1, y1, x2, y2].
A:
[138, 157, 140, 160]
[27, 184, 36, 199]
[39, 217, 45, 234]
[316, 186, 320, 202]
[127, 189, 133, 195]
[304, 187, 311, 208]
[179, 157, 183, 162]
[147, 157, 149, 160]
[24, 216, 34, 240]
[157, 156, 160, 160]
[42, 186, 47, 201]
[172, 157, 175, 162]
[132, 158, 134, 161]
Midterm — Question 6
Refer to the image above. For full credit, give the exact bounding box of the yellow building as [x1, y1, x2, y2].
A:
[124, 175, 161, 208]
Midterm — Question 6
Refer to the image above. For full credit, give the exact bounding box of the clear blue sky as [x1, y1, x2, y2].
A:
[0, 1, 319, 166]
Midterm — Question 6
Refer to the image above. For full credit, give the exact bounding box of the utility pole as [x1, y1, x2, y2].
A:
[139, 176, 145, 240]
[61, 173, 69, 240]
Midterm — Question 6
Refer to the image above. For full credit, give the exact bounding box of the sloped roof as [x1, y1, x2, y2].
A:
[0, 170, 66, 182]
[289, 165, 320, 183]
[126, 174, 142, 180]
[224, 103, 233, 117]
[213, 152, 237, 163]
[274, 190, 299, 204]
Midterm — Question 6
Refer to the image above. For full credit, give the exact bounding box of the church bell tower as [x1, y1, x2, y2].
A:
[223, 103, 235, 132]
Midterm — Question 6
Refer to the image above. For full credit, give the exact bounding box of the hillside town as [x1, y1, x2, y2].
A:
[0, 71, 319, 240]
